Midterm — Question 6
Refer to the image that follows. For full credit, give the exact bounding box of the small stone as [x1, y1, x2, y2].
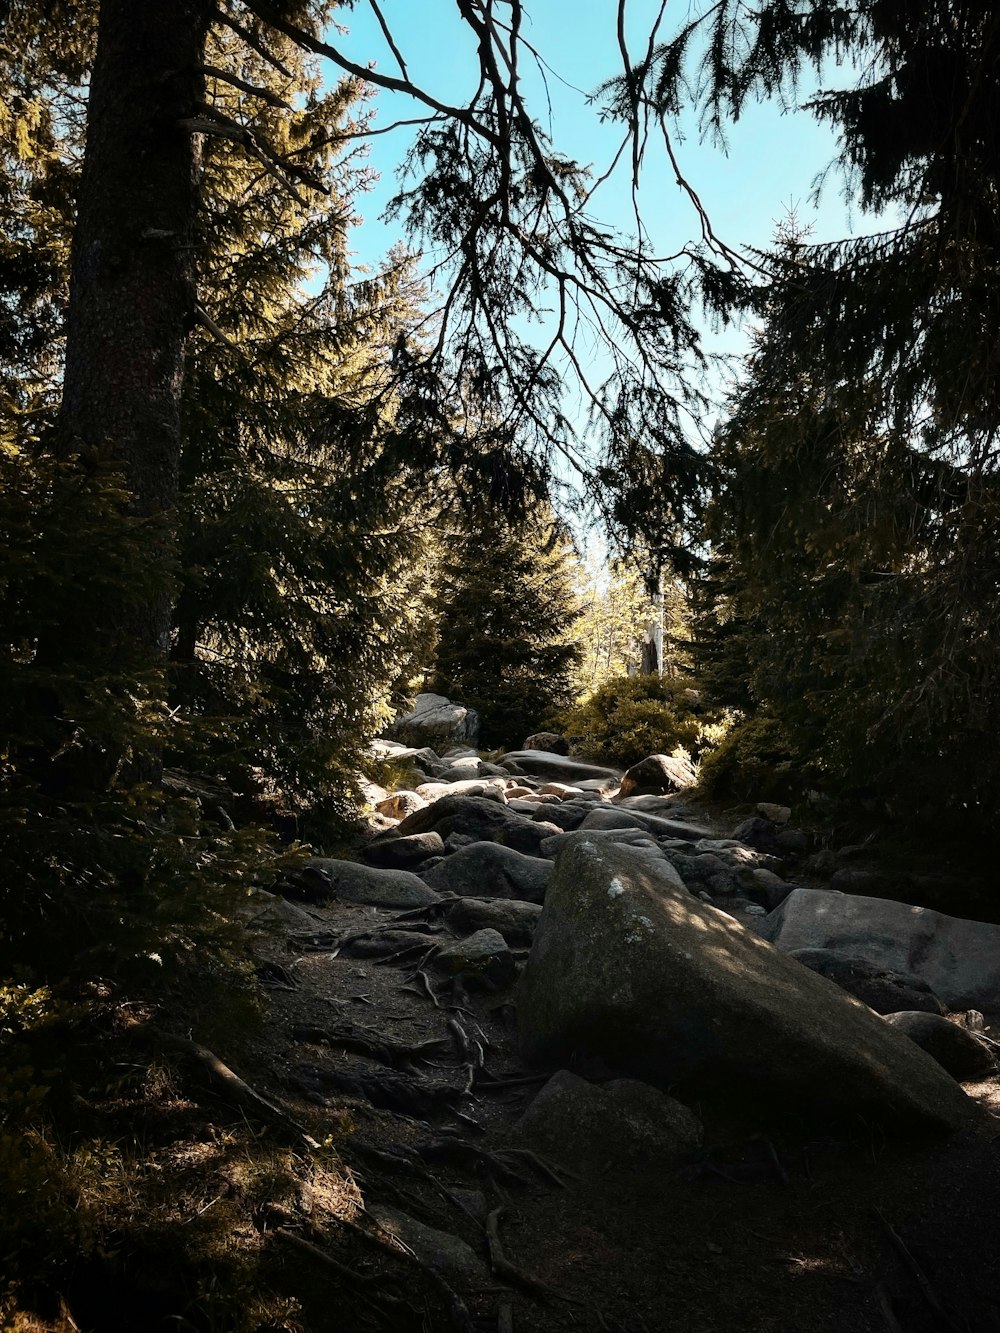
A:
[434, 929, 516, 990]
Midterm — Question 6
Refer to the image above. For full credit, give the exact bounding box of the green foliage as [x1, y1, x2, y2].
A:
[430, 506, 583, 750]
[697, 714, 814, 804]
[559, 673, 709, 768]
[165, 30, 445, 842]
[644, 5, 1000, 835]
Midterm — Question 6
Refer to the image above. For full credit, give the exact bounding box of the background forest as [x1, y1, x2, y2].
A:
[2, 0, 999, 1327]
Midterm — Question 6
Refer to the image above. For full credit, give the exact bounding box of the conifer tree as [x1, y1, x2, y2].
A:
[430, 507, 583, 750]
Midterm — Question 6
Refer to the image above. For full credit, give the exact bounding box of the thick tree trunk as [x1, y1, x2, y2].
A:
[59, 0, 207, 665]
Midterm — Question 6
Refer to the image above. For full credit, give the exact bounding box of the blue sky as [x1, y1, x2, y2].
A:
[333, 1, 887, 419]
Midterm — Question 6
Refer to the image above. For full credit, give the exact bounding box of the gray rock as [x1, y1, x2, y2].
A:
[531, 800, 591, 832]
[357, 775, 390, 807]
[829, 867, 895, 895]
[389, 692, 480, 750]
[434, 928, 516, 990]
[425, 842, 552, 903]
[774, 827, 811, 856]
[499, 750, 622, 785]
[660, 850, 741, 898]
[580, 805, 715, 841]
[748, 867, 795, 910]
[616, 794, 698, 816]
[618, 752, 697, 798]
[392, 794, 520, 841]
[414, 779, 508, 802]
[445, 897, 542, 944]
[761, 887, 1000, 1011]
[731, 817, 781, 852]
[366, 1205, 488, 1286]
[495, 819, 563, 858]
[538, 782, 586, 799]
[304, 858, 439, 908]
[507, 798, 546, 815]
[788, 948, 947, 1016]
[540, 827, 661, 859]
[882, 1012, 997, 1081]
[237, 888, 318, 933]
[517, 839, 975, 1129]
[522, 731, 570, 755]
[363, 831, 446, 870]
[757, 802, 791, 824]
[512, 1069, 702, 1169]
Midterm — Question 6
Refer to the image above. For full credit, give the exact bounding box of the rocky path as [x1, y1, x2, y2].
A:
[240, 736, 1000, 1333]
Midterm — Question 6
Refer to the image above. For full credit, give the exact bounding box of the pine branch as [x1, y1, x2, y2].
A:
[207, 5, 294, 79]
[195, 63, 293, 109]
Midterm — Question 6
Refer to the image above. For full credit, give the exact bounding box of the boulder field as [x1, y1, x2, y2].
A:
[294, 702, 1000, 1135]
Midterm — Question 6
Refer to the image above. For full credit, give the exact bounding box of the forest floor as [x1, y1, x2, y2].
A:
[232, 798, 1000, 1333]
[16, 798, 1000, 1333]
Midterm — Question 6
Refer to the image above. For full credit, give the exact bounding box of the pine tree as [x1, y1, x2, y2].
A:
[430, 507, 583, 750]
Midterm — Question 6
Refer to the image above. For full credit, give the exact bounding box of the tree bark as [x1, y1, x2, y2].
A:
[59, 0, 208, 667]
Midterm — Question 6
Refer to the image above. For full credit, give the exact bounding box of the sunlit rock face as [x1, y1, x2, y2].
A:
[517, 836, 975, 1130]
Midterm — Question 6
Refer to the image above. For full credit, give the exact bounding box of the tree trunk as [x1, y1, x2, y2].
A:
[59, 0, 207, 666]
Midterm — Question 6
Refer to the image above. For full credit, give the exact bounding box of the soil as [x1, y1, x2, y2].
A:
[231, 814, 1000, 1333]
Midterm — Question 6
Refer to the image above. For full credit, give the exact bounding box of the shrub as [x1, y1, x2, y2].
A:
[697, 714, 817, 803]
[558, 674, 711, 768]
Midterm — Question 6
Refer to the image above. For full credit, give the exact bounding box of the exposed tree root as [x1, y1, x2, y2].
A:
[152, 1029, 320, 1149]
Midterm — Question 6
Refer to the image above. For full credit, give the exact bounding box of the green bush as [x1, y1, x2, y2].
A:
[697, 714, 818, 803]
[558, 674, 710, 768]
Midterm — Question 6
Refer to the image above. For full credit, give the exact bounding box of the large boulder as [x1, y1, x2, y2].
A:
[517, 838, 975, 1129]
[303, 858, 440, 908]
[760, 887, 1000, 1012]
[388, 693, 480, 750]
[499, 750, 621, 787]
[424, 841, 552, 903]
[617, 752, 697, 798]
[390, 794, 559, 859]
[390, 793, 515, 842]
